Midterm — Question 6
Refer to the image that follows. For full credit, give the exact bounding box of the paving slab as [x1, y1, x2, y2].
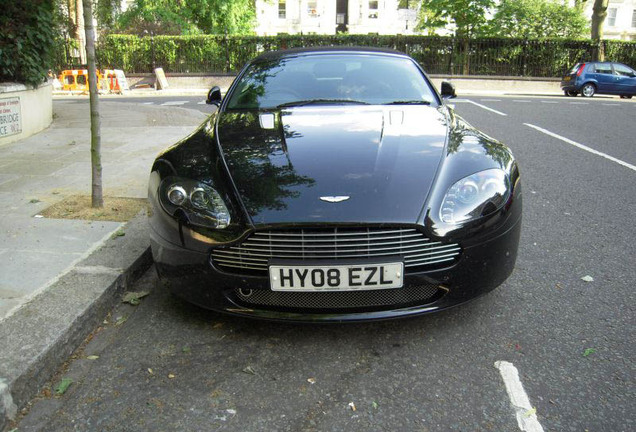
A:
[0, 217, 123, 318]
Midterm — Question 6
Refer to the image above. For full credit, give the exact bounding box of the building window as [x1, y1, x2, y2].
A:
[368, 1, 379, 19]
[307, 0, 319, 17]
[278, 0, 286, 19]
[607, 8, 617, 27]
[632, 9, 636, 27]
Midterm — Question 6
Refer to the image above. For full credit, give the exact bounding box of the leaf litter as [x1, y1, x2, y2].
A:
[583, 348, 596, 357]
[122, 290, 150, 306]
[242, 366, 256, 375]
[55, 378, 73, 395]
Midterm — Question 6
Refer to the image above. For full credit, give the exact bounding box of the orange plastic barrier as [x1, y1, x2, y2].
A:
[58, 69, 106, 92]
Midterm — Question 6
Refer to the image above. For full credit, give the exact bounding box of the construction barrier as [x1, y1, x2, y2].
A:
[103, 69, 130, 93]
[58, 69, 128, 93]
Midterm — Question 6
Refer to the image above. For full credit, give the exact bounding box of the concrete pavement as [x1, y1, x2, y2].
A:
[0, 100, 206, 429]
[0, 99, 206, 318]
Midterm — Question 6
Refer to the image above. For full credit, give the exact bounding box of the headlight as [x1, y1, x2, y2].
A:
[159, 176, 230, 229]
[440, 169, 510, 225]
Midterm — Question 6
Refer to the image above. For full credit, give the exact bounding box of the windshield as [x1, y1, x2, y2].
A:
[225, 54, 439, 110]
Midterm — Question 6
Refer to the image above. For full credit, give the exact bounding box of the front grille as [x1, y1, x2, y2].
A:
[211, 227, 460, 275]
[234, 284, 442, 311]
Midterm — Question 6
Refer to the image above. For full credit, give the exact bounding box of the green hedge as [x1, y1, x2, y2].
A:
[0, 0, 56, 87]
[84, 34, 636, 77]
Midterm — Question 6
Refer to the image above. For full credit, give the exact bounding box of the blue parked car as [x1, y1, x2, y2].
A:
[561, 62, 636, 98]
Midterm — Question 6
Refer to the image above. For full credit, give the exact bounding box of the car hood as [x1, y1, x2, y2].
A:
[216, 105, 449, 225]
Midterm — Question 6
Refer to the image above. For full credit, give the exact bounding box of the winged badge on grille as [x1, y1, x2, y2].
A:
[319, 196, 351, 203]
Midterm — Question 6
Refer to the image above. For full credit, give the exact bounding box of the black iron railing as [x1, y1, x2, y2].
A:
[53, 34, 636, 78]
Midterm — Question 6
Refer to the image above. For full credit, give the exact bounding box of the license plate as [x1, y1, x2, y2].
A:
[563, 76, 571, 81]
[269, 262, 404, 292]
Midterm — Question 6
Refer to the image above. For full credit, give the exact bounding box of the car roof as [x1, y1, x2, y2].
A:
[252, 46, 408, 62]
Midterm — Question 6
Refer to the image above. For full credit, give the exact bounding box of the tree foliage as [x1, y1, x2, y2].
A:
[0, 0, 57, 87]
[485, 0, 589, 39]
[112, 0, 256, 35]
[95, 0, 122, 33]
[416, 0, 495, 37]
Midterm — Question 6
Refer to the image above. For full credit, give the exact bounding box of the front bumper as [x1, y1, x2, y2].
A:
[150, 216, 521, 322]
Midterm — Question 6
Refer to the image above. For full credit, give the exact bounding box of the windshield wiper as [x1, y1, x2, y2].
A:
[384, 100, 432, 105]
[276, 99, 370, 108]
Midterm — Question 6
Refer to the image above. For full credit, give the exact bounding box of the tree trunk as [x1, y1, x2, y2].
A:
[75, 0, 86, 64]
[82, 0, 103, 208]
[591, 0, 608, 41]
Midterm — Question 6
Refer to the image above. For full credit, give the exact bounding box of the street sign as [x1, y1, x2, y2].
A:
[0, 97, 21, 138]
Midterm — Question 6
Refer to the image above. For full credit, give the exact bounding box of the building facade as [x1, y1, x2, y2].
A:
[254, 0, 419, 36]
[586, 0, 636, 41]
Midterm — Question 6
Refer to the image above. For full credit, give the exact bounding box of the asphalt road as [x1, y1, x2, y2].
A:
[17, 95, 635, 431]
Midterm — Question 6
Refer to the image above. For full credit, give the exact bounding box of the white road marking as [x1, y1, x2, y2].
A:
[197, 101, 206, 105]
[495, 361, 545, 432]
[512, 99, 531, 103]
[602, 103, 620, 106]
[160, 100, 189, 106]
[480, 98, 501, 102]
[466, 100, 507, 116]
[540, 101, 558, 104]
[525, 123, 636, 172]
[142, 102, 154, 105]
[569, 101, 588, 105]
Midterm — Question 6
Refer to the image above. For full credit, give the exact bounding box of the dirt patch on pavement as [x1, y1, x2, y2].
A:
[40, 195, 147, 222]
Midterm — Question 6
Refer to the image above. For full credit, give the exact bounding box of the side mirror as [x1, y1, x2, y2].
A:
[206, 86, 222, 106]
[440, 81, 457, 99]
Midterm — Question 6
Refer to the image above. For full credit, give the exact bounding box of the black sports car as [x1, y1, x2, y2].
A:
[148, 47, 522, 322]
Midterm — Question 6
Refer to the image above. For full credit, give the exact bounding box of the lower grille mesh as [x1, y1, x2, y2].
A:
[234, 284, 442, 311]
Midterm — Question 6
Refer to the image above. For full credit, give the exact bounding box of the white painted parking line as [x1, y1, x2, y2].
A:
[540, 101, 558, 104]
[142, 102, 154, 105]
[480, 98, 501, 102]
[197, 101, 206, 105]
[512, 100, 531, 103]
[160, 101, 189, 106]
[602, 103, 620, 106]
[525, 123, 636, 172]
[495, 361, 545, 432]
[466, 100, 507, 116]
[569, 101, 588, 105]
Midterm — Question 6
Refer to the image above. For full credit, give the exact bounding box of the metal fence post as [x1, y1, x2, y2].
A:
[224, 29, 231, 73]
[448, 37, 455, 75]
[151, 31, 155, 71]
[520, 39, 528, 77]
